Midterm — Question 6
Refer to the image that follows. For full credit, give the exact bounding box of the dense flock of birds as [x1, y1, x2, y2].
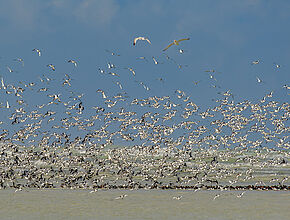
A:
[0, 37, 289, 192]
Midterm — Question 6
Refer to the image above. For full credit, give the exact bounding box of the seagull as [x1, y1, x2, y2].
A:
[68, 60, 77, 67]
[32, 48, 41, 56]
[256, 76, 262, 83]
[237, 192, 246, 198]
[172, 196, 182, 200]
[6, 66, 13, 73]
[115, 194, 128, 199]
[163, 38, 190, 51]
[251, 60, 260, 65]
[15, 188, 23, 193]
[152, 57, 159, 65]
[98, 68, 105, 74]
[97, 89, 107, 99]
[1, 77, 6, 89]
[89, 189, 98, 193]
[126, 67, 136, 76]
[47, 64, 56, 71]
[116, 81, 123, 89]
[137, 56, 148, 62]
[133, 37, 151, 46]
[213, 194, 220, 200]
[14, 58, 24, 66]
[108, 72, 119, 77]
[178, 49, 185, 54]
[107, 62, 116, 69]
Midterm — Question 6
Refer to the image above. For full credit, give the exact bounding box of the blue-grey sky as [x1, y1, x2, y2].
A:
[0, 0, 289, 110]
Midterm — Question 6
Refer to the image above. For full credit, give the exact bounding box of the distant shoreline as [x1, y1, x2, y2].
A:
[3, 184, 290, 191]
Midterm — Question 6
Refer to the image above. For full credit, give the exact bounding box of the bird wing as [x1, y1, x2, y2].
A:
[163, 42, 174, 51]
[177, 38, 190, 43]
[133, 37, 143, 45]
[133, 37, 139, 45]
[145, 38, 151, 44]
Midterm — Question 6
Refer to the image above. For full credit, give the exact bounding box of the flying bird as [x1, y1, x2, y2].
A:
[6, 66, 13, 73]
[32, 48, 41, 56]
[47, 64, 56, 71]
[152, 57, 159, 65]
[14, 58, 24, 66]
[97, 89, 107, 99]
[116, 81, 123, 89]
[133, 37, 151, 46]
[126, 67, 136, 76]
[256, 76, 262, 83]
[273, 63, 280, 68]
[251, 60, 260, 65]
[68, 60, 77, 67]
[163, 38, 190, 51]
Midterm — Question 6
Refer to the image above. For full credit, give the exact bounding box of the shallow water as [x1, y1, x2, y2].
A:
[0, 189, 289, 220]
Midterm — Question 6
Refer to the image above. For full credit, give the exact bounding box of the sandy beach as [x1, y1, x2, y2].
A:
[1, 189, 289, 220]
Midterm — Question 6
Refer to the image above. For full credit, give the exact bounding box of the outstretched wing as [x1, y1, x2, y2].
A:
[133, 37, 139, 46]
[145, 38, 151, 44]
[177, 38, 190, 43]
[163, 42, 174, 51]
[134, 37, 151, 46]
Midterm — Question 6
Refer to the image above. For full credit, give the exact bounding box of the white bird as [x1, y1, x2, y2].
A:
[107, 62, 116, 69]
[126, 67, 136, 76]
[89, 189, 98, 193]
[6, 66, 13, 73]
[179, 49, 185, 54]
[256, 76, 262, 83]
[68, 60, 77, 67]
[237, 192, 246, 198]
[98, 68, 105, 74]
[108, 72, 119, 77]
[152, 57, 158, 65]
[116, 81, 123, 89]
[172, 196, 182, 200]
[252, 60, 260, 65]
[213, 194, 220, 200]
[1, 77, 6, 89]
[32, 48, 41, 56]
[97, 89, 107, 99]
[133, 37, 151, 46]
[115, 194, 128, 199]
[14, 58, 24, 66]
[47, 64, 56, 71]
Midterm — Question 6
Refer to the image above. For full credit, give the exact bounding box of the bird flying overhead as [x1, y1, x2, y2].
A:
[133, 37, 151, 46]
[163, 38, 190, 51]
[68, 60, 77, 67]
[47, 64, 56, 71]
[32, 48, 41, 56]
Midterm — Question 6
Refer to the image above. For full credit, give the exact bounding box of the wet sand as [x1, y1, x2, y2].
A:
[1, 189, 289, 220]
